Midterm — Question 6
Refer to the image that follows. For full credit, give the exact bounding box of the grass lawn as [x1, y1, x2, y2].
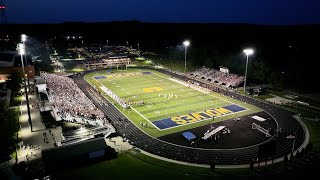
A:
[302, 119, 320, 151]
[132, 58, 154, 66]
[54, 150, 258, 180]
[135, 57, 146, 61]
[11, 94, 23, 107]
[84, 68, 261, 137]
[70, 68, 86, 72]
[54, 152, 208, 180]
[254, 94, 274, 100]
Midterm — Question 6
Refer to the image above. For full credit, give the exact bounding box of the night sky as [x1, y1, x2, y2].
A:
[6, 0, 320, 24]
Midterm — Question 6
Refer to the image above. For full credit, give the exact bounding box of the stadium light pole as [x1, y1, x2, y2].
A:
[21, 34, 27, 65]
[21, 34, 31, 97]
[183, 40, 190, 73]
[21, 35, 29, 80]
[18, 43, 33, 132]
[243, 48, 254, 94]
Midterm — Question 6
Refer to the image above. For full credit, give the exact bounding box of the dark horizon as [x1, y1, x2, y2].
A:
[4, 0, 320, 25]
[3, 21, 320, 26]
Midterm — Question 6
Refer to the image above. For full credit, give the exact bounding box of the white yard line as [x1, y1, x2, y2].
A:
[88, 75, 162, 131]
[130, 107, 162, 131]
[153, 72, 240, 106]
[169, 78, 210, 94]
[90, 71, 252, 131]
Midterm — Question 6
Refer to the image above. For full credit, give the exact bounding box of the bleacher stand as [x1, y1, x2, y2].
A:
[41, 73, 109, 127]
[188, 67, 244, 87]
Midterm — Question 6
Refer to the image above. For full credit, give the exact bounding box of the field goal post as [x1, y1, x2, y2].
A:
[252, 123, 271, 137]
[117, 64, 128, 71]
[275, 127, 282, 137]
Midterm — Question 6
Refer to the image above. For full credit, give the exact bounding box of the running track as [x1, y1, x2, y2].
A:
[72, 68, 306, 165]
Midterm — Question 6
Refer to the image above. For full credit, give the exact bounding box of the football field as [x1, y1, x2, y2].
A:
[85, 68, 261, 137]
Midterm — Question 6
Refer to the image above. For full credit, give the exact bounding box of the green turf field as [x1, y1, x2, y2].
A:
[84, 68, 261, 137]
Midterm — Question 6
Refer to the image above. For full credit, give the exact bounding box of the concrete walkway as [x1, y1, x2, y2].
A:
[16, 79, 62, 163]
[105, 136, 133, 152]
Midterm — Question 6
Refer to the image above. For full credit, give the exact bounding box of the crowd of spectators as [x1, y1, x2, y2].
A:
[40, 72, 107, 126]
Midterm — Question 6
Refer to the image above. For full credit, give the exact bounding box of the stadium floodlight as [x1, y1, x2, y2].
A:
[183, 40, 190, 47]
[18, 43, 25, 55]
[183, 40, 190, 73]
[21, 34, 28, 65]
[17, 43, 33, 132]
[243, 48, 254, 94]
[243, 48, 254, 56]
[21, 34, 27, 42]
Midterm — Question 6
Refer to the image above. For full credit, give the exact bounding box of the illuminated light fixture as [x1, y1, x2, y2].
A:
[183, 40, 190, 47]
[21, 34, 27, 42]
[18, 43, 25, 55]
[243, 48, 254, 93]
[183, 40, 190, 73]
[243, 48, 254, 55]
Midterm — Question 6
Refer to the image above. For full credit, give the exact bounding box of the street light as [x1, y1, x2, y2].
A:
[183, 40, 190, 73]
[243, 48, 254, 93]
[17, 43, 33, 132]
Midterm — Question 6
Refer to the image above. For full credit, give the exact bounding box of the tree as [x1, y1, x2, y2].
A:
[289, 152, 294, 161]
[306, 142, 313, 152]
[296, 150, 300, 158]
[250, 161, 254, 171]
[210, 163, 216, 172]
[284, 155, 288, 165]
[7, 70, 22, 92]
[300, 148, 306, 157]
[0, 101, 20, 155]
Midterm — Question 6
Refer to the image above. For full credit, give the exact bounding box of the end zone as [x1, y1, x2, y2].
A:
[152, 104, 247, 130]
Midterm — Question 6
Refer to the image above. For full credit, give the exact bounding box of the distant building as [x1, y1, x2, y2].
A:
[42, 138, 117, 173]
[0, 51, 35, 80]
[35, 77, 46, 92]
